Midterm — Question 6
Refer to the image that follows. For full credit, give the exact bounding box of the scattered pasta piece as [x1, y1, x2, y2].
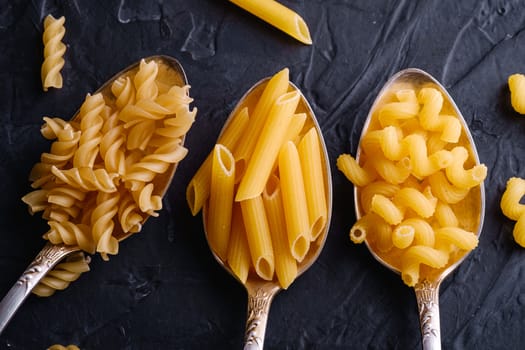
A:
[229, 0, 312, 45]
[500, 176, 525, 247]
[339, 84, 485, 287]
[508, 74, 525, 114]
[47, 345, 80, 350]
[41, 15, 66, 91]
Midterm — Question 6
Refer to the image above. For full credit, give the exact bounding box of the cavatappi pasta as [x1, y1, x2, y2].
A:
[188, 68, 329, 289]
[22, 58, 196, 295]
[41, 15, 66, 91]
[508, 73, 525, 114]
[500, 177, 525, 247]
[338, 84, 486, 287]
[47, 345, 80, 350]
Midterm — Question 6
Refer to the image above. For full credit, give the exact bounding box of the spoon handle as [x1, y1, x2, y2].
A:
[0, 242, 78, 334]
[414, 279, 441, 350]
[243, 286, 278, 350]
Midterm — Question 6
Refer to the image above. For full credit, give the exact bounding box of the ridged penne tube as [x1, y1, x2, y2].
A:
[186, 107, 249, 216]
[227, 203, 251, 284]
[263, 175, 297, 289]
[401, 246, 449, 287]
[298, 128, 327, 241]
[358, 181, 399, 215]
[229, 0, 312, 45]
[403, 134, 452, 178]
[445, 146, 487, 189]
[284, 113, 307, 143]
[371, 194, 404, 225]
[434, 227, 478, 251]
[393, 187, 437, 218]
[508, 73, 525, 114]
[397, 218, 435, 246]
[41, 15, 66, 91]
[336, 154, 377, 187]
[500, 177, 525, 220]
[427, 171, 470, 204]
[207, 144, 236, 261]
[233, 68, 289, 174]
[513, 213, 525, 247]
[240, 196, 275, 280]
[279, 141, 311, 261]
[236, 91, 300, 201]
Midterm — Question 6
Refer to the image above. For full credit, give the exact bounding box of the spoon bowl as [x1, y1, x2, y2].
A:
[203, 76, 332, 350]
[354, 68, 485, 349]
[0, 55, 188, 334]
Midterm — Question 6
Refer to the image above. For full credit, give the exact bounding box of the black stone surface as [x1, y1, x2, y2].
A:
[1, 0, 525, 349]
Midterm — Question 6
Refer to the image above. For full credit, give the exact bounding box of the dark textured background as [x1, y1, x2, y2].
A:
[1, 0, 525, 349]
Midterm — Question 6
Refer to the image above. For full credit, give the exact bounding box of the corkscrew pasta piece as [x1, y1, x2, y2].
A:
[33, 252, 90, 297]
[508, 73, 525, 114]
[44, 221, 95, 253]
[41, 15, 66, 91]
[339, 82, 486, 286]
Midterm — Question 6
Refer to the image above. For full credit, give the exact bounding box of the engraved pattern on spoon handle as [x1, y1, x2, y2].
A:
[243, 287, 275, 350]
[0, 242, 78, 334]
[415, 279, 441, 350]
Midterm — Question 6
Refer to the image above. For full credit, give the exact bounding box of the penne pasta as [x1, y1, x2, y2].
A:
[298, 128, 328, 241]
[233, 68, 289, 176]
[227, 203, 251, 284]
[186, 107, 249, 215]
[236, 91, 300, 201]
[229, 0, 312, 45]
[263, 175, 297, 289]
[240, 196, 275, 281]
[207, 144, 236, 261]
[279, 141, 311, 261]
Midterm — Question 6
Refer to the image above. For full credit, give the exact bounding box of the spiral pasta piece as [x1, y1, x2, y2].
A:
[134, 58, 159, 101]
[509, 73, 525, 114]
[91, 192, 120, 260]
[46, 345, 80, 350]
[51, 166, 118, 193]
[44, 221, 95, 253]
[111, 76, 136, 109]
[41, 15, 66, 91]
[73, 93, 105, 168]
[33, 252, 90, 297]
[118, 193, 143, 233]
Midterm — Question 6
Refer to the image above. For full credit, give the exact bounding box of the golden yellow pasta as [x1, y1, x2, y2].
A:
[235, 91, 300, 201]
[190, 68, 329, 287]
[229, 0, 312, 45]
[513, 214, 525, 248]
[500, 177, 525, 221]
[263, 175, 297, 289]
[186, 107, 249, 216]
[240, 196, 275, 281]
[298, 128, 328, 241]
[23, 58, 196, 289]
[508, 73, 525, 114]
[339, 82, 486, 287]
[207, 144, 236, 261]
[41, 15, 66, 91]
[227, 204, 251, 284]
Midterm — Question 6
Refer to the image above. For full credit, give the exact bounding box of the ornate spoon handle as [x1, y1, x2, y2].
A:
[414, 279, 442, 350]
[243, 285, 279, 350]
[0, 242, 79, 334]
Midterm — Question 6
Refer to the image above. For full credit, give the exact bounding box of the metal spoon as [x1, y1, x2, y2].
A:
[354, 68, 485, 350]
[203, 78, 332, 350]
[0, 55, 188, 334]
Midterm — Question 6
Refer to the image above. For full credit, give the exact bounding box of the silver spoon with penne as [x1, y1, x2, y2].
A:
[341, 68, 486, 350]
[189, 68, 332, 349]
[0, 55, 191, 334]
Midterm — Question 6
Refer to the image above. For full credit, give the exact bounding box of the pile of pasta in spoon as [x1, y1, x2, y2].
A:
[22, 59, 196, 295]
